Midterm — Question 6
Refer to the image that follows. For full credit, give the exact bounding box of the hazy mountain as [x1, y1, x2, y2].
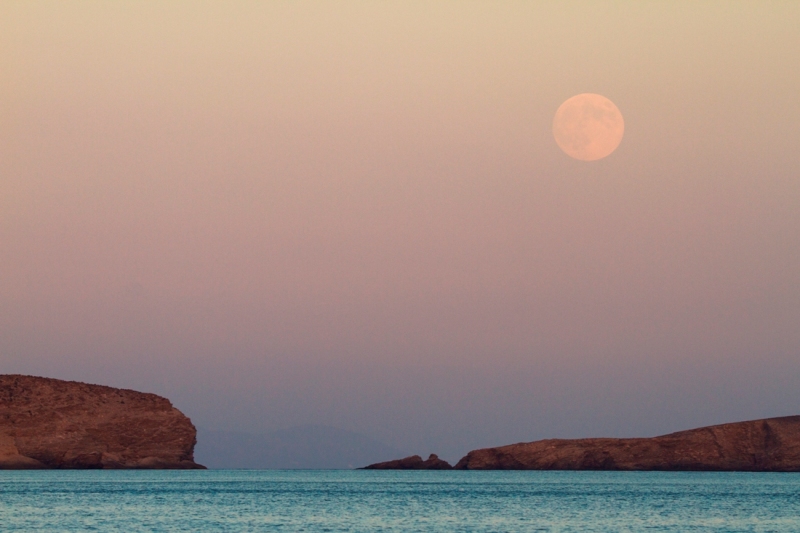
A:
[194, 425, 404, 469]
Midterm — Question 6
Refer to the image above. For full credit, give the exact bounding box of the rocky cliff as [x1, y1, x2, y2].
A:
[0, 375, 204, 469]
[363, 416, 800, 471]
[454, 416, 800, 471]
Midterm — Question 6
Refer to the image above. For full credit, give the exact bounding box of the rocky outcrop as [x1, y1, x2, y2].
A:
[363, 417, 800, 471]
[0, 375, 204, 469]
[454, 416, 800, 471]
[363, 453, 452, 470]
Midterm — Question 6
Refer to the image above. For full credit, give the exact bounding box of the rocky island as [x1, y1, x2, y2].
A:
[0, 375, 204, 469]
[362, 453, 452, 470]
[365, 416, 800, 471]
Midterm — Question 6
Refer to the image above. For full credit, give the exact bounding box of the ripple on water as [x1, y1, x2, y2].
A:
[1, 470, 799, 532]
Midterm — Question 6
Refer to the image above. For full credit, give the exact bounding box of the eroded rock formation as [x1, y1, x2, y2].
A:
[0, 375, 204, 469]
[363, 416, 800, 471]
[454, 416, 800, 471]
[363, 453, 452, 470]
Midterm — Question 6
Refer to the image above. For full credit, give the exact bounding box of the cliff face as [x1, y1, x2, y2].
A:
[454, 416, 800, 471]
[0, 375, 204, 469]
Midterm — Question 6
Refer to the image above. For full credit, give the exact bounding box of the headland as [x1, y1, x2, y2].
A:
[0, 374, 204, 469]
[364, 416, 800, 471]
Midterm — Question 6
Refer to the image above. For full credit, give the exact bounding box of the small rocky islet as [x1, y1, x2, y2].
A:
[364, 416, 800, 471]
[362, 453, 453, 470]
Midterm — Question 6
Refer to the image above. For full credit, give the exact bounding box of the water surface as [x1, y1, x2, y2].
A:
[1, 470, 798, 531]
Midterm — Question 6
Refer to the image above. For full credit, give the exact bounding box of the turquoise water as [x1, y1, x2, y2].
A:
[1, 470, 799, 532]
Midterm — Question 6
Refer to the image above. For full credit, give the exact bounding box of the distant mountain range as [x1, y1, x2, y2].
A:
[194, 425, 403, 469]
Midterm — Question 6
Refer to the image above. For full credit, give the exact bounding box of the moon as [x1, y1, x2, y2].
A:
[553, 93, 624, 161]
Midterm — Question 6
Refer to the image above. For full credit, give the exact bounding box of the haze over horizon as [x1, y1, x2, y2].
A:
[2, 2, 799, 462]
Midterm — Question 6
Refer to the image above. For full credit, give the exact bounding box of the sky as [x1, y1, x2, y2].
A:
[1, 2, 799, 461]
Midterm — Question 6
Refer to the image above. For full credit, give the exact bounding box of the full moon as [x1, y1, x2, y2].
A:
[553, 93, 624, 161]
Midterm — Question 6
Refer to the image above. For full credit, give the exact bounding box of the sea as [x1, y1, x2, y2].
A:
[1, 470, 799, 532]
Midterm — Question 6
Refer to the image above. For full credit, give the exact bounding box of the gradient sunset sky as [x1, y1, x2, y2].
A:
[2, 2, 799, 460]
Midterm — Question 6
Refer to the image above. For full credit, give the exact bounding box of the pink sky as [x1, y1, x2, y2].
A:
[2, 2, 799, 458]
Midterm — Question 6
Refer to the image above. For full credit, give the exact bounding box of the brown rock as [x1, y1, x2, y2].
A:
[454, 416, 800, 471]
[0, 375, 205, 469]
[363, 453, 453, 470]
